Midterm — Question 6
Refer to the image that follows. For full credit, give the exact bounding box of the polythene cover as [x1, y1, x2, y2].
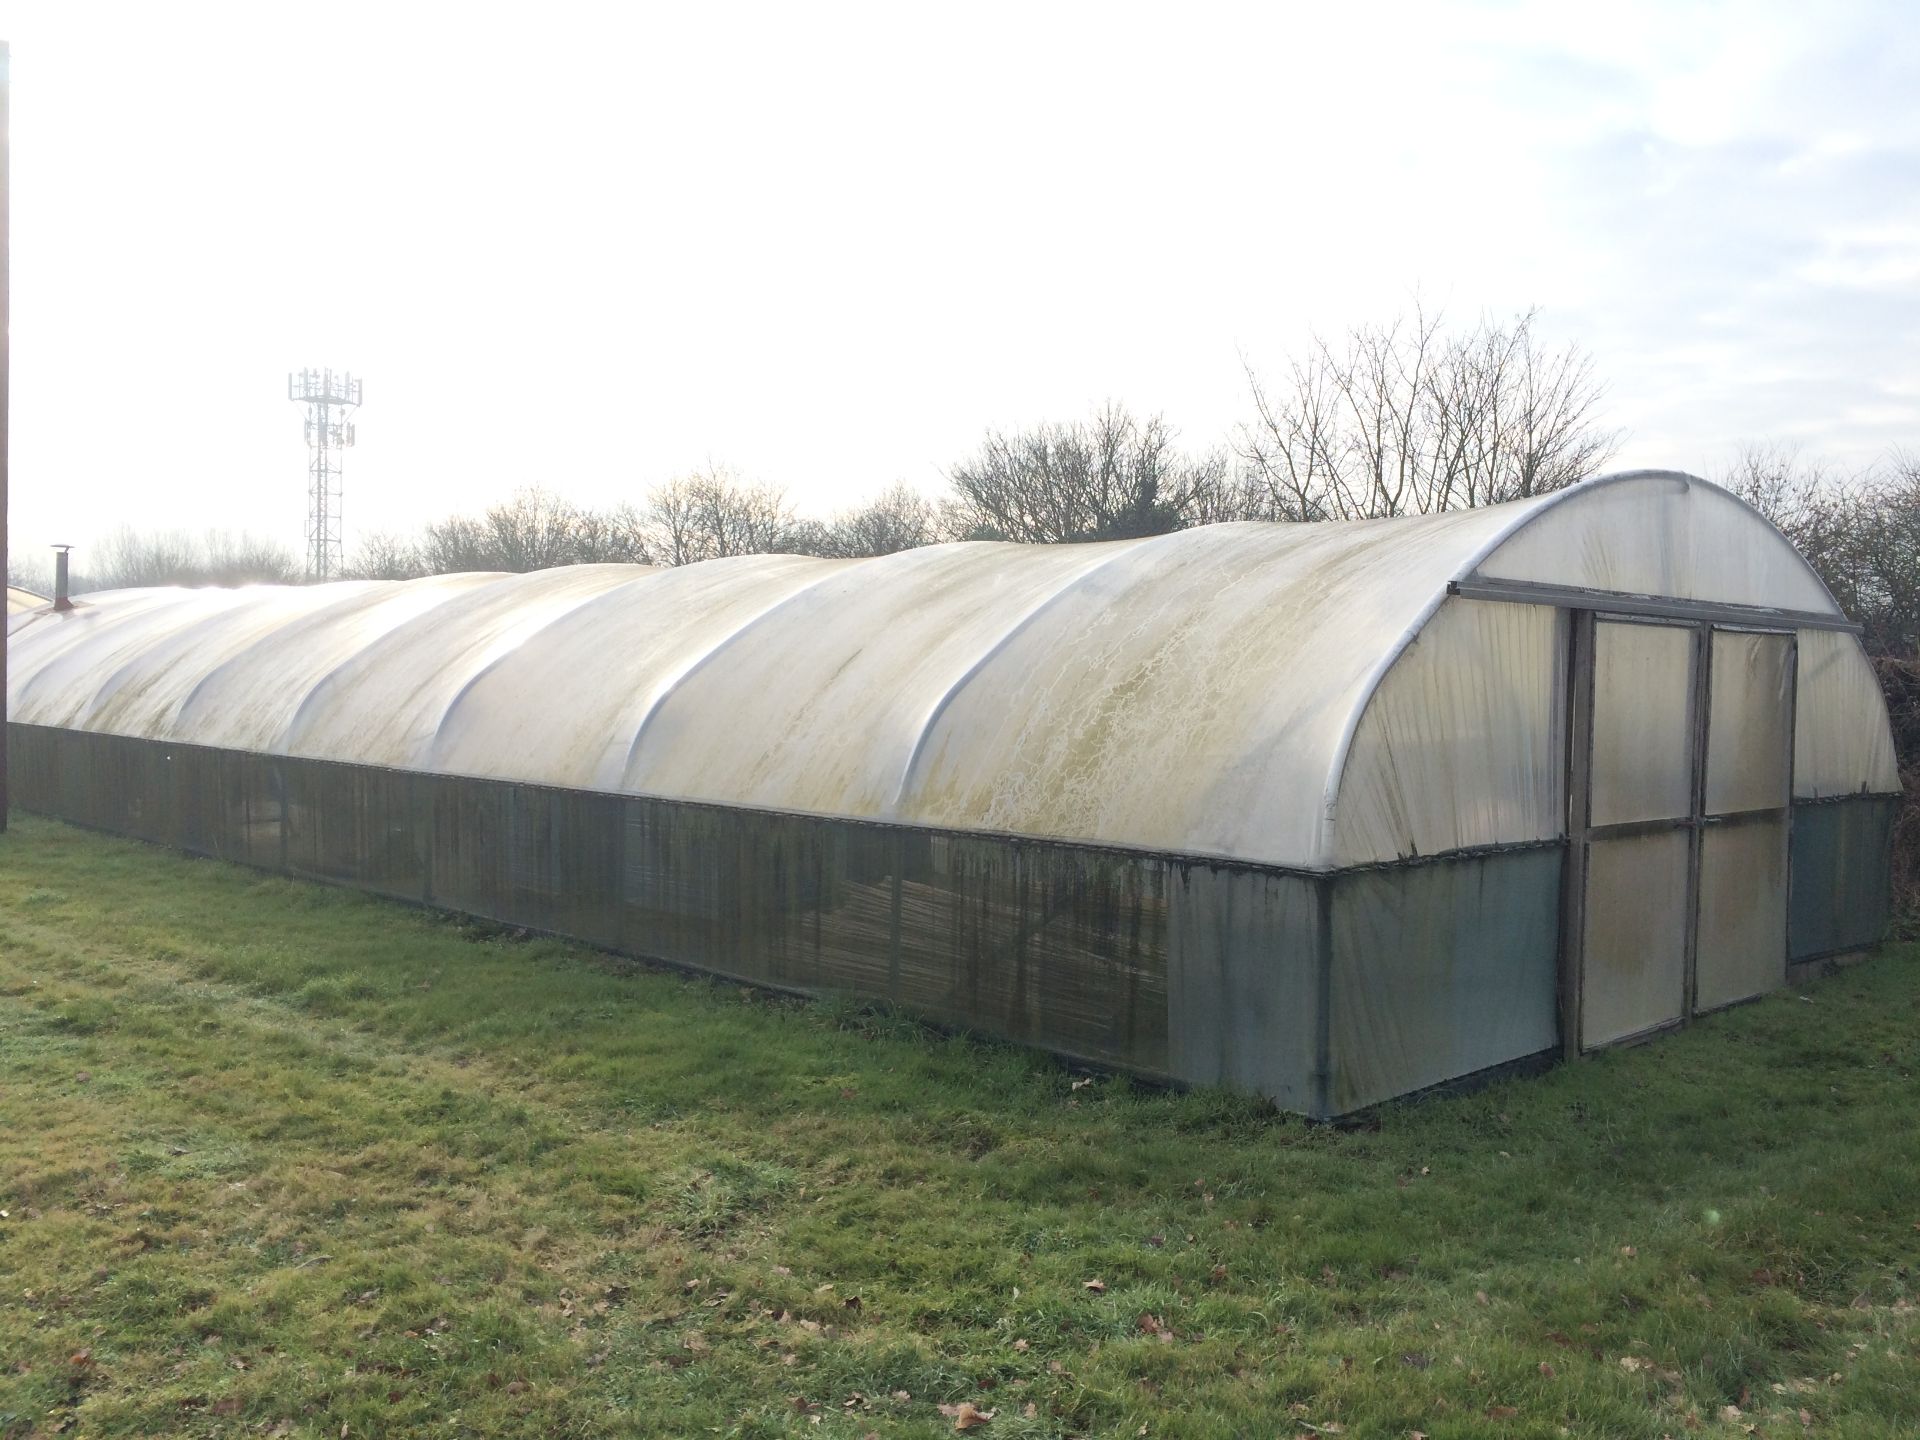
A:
[1579, 829, 1690, 1047]
[1793, 627, 1901, 798]
[1588, 620, 1696, 826]
[1468, 470, 1838, 613]
[1704, 630, 1793, 816]
[1333, 598, 1565, 865]
[1695, 816, 1789, 1009]
[6, 586, 43, 614]
[5, 472, 1890, 870]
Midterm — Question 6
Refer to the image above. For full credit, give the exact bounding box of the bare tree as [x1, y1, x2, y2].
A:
[1721, 442, 1920, 657]
[945, 403, 1238, 543]
[643, 468, 798, 565]
[416, 513, 496, 575]
[566, 501, 653, 564]
[478, 488, 589, 572]
[795, 483, 947, 559]
[348, 487, 656, 577]
[1239, 305, 1617, 520]
[341, 530, 429, 580]
[79, 527, 301, 590]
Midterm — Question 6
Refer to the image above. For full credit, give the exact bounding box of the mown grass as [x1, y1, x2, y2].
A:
[0, 813, 1916, 1439]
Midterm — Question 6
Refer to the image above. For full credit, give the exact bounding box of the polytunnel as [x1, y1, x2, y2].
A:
[5, 470, 1902, 1114]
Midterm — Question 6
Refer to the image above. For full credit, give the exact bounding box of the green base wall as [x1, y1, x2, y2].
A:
[1789, 796, 1899, 963]
[18, 725, 1879, 1117]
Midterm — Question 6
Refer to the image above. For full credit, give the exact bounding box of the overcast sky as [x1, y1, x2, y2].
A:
[3, 0, 1917, 564]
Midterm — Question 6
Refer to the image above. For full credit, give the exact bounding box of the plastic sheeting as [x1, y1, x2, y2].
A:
[6, 586, 43, 614]
[8, 724, 1177, 1077]
[1580, 830, 1690, 1047]
[1589, 620, 1697, 825]
[6, 471, 1891, 871]
[1705, 632, 1794, 815]
[1695, 816, 1789, 1010]
[1467, 470, 1839, 613]
[1789, 796, 1899, 960]
[1333, 598, 1565, 865]
[1166, 865, 1322, 1114]
[1793, 627, 1901, 798]
[1328, 849, 1562, 1113]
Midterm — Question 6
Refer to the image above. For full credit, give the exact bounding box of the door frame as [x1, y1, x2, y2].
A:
[1557, 610, 1798, 1058]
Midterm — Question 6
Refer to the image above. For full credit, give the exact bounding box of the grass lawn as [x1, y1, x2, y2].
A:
[0, 814, 1916, 1439]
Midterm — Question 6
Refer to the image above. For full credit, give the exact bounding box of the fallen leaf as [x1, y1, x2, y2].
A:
[1474, 1290, 1490, 1305]
[1082, 1279, 1106, 1293]
[1210, 1264, 1228, 1283]
[1721, 1405, 1743, 1421]
[1012, 1338, 1029, 1353]
[1538, 1361, 1556, 1378]
[1487, 1405, 1518, 1419]
[938, 1400, 995, 1430]
[1621, 1246, 1638, 1259]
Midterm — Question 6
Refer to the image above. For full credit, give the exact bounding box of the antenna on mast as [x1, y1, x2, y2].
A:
[287, 368, 363, 580]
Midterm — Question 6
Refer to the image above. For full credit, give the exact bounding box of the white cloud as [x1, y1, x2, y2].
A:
[0, 0, 1915, 566]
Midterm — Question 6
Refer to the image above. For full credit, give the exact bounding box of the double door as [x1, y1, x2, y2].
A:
[1567, 615, 1795, 1050]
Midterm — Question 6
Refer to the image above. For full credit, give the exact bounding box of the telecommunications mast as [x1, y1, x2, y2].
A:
[287, 367, 363, 580]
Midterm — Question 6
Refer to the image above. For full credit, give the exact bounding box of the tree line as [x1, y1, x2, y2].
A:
[12, 305, 1915, 671]
[8, 306, 1617, 594]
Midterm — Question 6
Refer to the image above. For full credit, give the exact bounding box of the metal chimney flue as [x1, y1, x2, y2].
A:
[52, 544, 73, 611]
